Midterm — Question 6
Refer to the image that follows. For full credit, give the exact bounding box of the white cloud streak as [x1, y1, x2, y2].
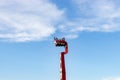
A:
[0, 0, 120, 41]
[102, 77, 120, 80]
[0, 0, 64, 42]
[59, 0, 120, 39]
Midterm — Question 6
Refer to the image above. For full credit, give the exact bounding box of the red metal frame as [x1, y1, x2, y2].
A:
[54, 38, 68, 80]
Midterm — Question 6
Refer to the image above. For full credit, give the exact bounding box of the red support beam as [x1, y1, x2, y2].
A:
[54, 37, 68, 80]
[60, 52, 66, 80]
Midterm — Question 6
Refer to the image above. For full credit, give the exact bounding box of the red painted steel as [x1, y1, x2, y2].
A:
[60, 44, 68, 80]
[54, 38, 68, 80]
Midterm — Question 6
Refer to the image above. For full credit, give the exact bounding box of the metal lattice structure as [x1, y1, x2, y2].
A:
[54, 37, 68, 80]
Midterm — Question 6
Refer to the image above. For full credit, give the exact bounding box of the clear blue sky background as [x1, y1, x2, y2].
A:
[0, 0, 120, 80]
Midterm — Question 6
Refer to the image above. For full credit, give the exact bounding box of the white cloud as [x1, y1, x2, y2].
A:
[1, 0, 120, 41]
[102, 77, 120, 80]
[65, 34, 78, 39]
[0, 0, 64, 42]
[60, 0, 120, 39]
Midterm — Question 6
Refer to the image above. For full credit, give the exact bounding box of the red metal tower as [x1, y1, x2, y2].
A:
[54, 37, 68, 80]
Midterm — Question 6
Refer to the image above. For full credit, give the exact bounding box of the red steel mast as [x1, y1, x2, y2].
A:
[54, 37, 68, 80]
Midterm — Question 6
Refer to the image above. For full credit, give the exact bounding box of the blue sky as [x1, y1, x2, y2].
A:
[0, 0, 120, 80]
